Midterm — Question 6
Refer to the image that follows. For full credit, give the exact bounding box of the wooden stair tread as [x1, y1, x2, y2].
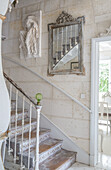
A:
[39, 138, 62, 154]
[11, 117, 36, 134]
[11, 109, 28, 116]
[22, 138, 62, 157]
[10, 128, 50, 143]
[11, 117, 36, 128]
[39, 149, 77, 170]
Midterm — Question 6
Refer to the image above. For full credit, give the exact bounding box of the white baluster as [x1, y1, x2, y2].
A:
[20, 96, 25, 169]
[28, 103, 32, 169]
[2, 139, 6, 163]
[8, 84, 13, 155]
[35, 105, 42, 170]
[14, 89, 18, 164]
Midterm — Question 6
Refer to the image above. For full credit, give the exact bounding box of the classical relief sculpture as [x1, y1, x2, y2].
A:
[20, 15, 40, 58]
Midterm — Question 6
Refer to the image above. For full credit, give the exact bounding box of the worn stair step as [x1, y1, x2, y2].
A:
[9, 128, 51, 153]
[10, 117, 37, 136]
[19, 138, 63, 168]
[11, 109, 28, 123]
[39, 149, 77, 170]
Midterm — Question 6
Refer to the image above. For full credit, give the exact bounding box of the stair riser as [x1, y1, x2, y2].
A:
[8, 132, 50, 154]
[10, 123, 37, 136]
[39, 143, 62, 163]
[57, 156, 76, 170]
[11, 114, 28, 123]
[19, 143, 62, 168]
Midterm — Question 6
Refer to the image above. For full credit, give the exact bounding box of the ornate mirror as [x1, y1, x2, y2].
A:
[48, 11, 85, 75]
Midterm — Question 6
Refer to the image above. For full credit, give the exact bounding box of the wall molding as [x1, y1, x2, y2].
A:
[3, 56, 91, 113]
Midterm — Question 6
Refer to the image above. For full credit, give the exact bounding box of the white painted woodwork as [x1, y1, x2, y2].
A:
[0, 0, 10, 169]
[28, 103, 32, 169]
[3, 56, 90, 165]
[90, 36, 111, 166]
[0, 0, 10, 136]
[40, 113, 89, 165]
[8, 84, 12, 155]
[20, 96, 25, 169]
[35, 106, 42, 170]
[3, 56, 91, 113]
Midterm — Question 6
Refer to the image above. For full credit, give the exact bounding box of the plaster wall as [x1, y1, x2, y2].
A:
[2, 0, 111, 153]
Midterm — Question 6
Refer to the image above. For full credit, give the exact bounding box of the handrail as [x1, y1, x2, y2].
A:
[4, 72, 36, 107]
[3, 56, 91, 113]
[4, 71, 41, 169]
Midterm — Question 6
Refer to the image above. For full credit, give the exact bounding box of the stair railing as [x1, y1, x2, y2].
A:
[4, 72, 41, 170]
[3, 56, 91, 113]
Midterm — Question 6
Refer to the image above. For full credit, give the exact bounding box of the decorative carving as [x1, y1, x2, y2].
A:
[56, 11, 75, 24]
[20, 15, 40, 58]
[100, 26, 111, 37]
[9, 0, 19, 12]
[48, 11, 85, 75]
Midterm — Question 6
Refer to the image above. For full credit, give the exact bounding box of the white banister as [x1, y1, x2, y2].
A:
[35, 105, 42, 170]
[28, 103, 32, 169]
[1, 139, 6, 163]
[14, 89, 18, 164]
[20, 96, 25, 169]
[4, 73, 43, 169]
[8, 84, 12, 155]
[3, 57, 91, 113]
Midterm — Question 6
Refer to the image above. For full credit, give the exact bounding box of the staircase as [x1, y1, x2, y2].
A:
[52, 32, 79, 70]
[4, 73, 77, 170]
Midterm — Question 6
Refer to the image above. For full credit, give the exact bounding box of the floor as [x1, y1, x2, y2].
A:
[69, 122, 111, 170]
[69, 153, 111, 170]
[68, 162, 109, 170]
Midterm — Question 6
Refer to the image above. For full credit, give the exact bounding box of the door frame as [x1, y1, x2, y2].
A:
[90, 35, 111, 166]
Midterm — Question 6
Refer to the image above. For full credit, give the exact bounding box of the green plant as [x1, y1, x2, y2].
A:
[99, 62, 109, 92]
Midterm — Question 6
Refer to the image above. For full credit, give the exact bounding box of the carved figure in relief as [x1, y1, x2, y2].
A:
[19, 16, 39, 58]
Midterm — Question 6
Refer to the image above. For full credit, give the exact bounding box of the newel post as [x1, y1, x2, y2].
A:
[35, 105, 42, 170]
[35, 93, 42, 170]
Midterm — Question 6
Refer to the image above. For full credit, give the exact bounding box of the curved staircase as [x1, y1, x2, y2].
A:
[4, 74, 77, 170]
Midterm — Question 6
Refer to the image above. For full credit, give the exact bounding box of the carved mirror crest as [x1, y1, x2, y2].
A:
[48, 11, 85, 75]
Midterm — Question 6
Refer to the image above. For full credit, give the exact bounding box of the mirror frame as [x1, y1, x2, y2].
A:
[48, 11, 85, 76]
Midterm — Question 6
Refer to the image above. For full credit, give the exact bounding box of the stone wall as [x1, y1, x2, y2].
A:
[2, 0, 111, 153]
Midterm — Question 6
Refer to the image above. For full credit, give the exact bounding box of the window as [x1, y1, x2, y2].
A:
[99, 60, 110, 92]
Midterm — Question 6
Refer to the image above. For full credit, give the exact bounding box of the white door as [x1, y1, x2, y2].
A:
[90, 36, 111, 166]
